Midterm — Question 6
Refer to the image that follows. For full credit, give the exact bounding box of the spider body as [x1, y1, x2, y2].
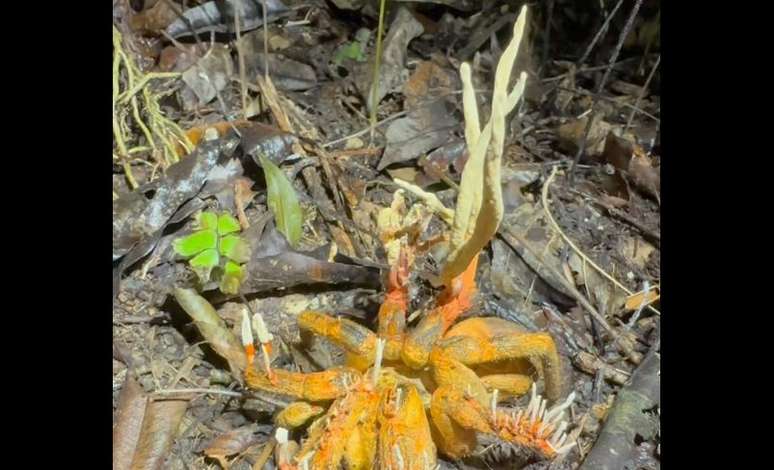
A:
[245, 256, 573, 469]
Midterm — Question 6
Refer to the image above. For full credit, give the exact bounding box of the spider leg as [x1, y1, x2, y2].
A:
[428, 356, 493, 458]
[298, 311, 378, 371]
[294, 382, 380, 470]
[434, 317, 564, 402]
[429, 356, 572, 460]
[275, 401, 325, 429]
[245, 363, 360, 402]
[377, 383, 438, 469]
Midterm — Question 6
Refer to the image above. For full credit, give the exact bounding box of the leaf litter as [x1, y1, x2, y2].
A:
[113, 1, 660, 468]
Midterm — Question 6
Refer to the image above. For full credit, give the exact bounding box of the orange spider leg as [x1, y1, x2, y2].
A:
[377, 383, 438, 469]
[275, 402, 326, 429]
[428, 354, 494, 459]
[245, 363, 360, 402]
[298, 311, 378, 371]
[295, 382, 380, 470]
[433, 317, 564, 402]
[402, 255, 479, 369]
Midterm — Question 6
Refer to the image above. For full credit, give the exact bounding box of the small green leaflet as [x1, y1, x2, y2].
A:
[219, 235, 250, 263]
[217, 213, 241, 235]
[173, 229, 217, 257]
[173, 210, 251, 292]
[259, 153, 303, 247]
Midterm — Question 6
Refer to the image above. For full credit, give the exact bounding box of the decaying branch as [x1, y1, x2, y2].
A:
[579, 328, 659, 470]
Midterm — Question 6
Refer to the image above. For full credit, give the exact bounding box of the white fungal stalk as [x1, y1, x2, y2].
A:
[251, 312, 275, 377]
[372, 338, 386, 387]
[491, 389, 499, 421]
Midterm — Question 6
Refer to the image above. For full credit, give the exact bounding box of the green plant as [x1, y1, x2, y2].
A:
[173, 211, 251, 294]
[259, 153, 303, 247]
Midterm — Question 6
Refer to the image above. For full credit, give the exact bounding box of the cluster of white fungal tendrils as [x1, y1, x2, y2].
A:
[492, 383, 576, 458]
[524, 383, 576, 455]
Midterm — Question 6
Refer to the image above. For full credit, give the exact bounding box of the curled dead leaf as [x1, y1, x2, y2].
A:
[113, 373, 148, 470]
[204, 425, 262, 468]
[130, 398, 188, 470]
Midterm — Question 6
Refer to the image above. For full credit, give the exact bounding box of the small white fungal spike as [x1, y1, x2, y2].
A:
[275, 427, 289, 444]
[393, 444, 405, 470]
[550, 422, 568, 446]
[252, 312, 274, 344]
[372, 338, 386, 386]
[203, 127, 219, 141]
[491, 389, 499, 420]
[241, 307, 254, 347]
[544, 392, 576, 424]
[299, 452, 313, 470]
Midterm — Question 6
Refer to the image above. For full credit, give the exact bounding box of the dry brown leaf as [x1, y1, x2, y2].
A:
[204, 425, 262, 468]
[113, 373, 148, 470]
[557, 114, 613, 159]
[130, 398, 188, 470]
[129, 1, 178, 34]
[234, 177, 257, 230]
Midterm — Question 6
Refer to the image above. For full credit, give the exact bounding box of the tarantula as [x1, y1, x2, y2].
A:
[243, 253, 574, 469]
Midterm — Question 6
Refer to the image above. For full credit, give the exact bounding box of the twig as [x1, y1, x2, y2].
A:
[261, 0, 270, 79]
[253, 440, 276, 469]
[544, 163, 661, 316]
[234, 6, 248, 119]
[624, 54, 661, 131]
[573, 351, 630, 386]
[569, 0, 644, 184]
[152, 388, 244, 398]
[579, 329, 659, 470]
[540, 0, 556, 75]
[117, 72, 181, 104]
[553, 85, 660, 123]
[369, 0, 388, 142]
[322, 110, 407, 148]
[577, 0, 625, 66]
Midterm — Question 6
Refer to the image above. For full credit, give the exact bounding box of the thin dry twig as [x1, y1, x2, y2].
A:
[322, 110, 408, 148]
[152, 388, 244, 398]
[625, 54, 661, 131]
[234, 6, 248, 119]
[573, 351, 630, 385]
[577, 0, 626, 66]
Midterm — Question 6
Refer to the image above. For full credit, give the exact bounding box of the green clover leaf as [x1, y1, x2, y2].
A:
[174, 210, 250, 293]
[173, 229, 218, 257]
